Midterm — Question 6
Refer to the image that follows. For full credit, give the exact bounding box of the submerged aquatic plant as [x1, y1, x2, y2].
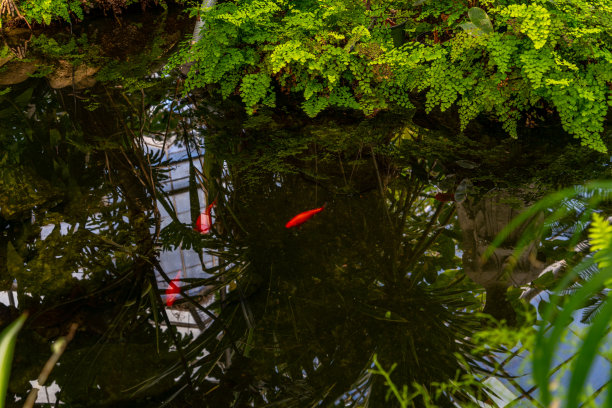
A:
[147, 113, 522, 407]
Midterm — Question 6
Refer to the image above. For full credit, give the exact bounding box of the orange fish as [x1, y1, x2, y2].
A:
[165, 270, 181, 307]
[434, 192, 455, 202]
[195, 200, 216, 234]
[285, 205, 325, 228]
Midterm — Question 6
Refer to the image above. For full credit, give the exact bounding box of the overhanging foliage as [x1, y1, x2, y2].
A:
[168, 0, 612, 151]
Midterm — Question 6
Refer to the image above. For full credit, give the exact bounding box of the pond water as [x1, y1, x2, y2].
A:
[1, 9, 611, 408]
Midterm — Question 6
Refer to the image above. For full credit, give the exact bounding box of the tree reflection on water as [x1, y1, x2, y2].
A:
[0, 56, 609, 406]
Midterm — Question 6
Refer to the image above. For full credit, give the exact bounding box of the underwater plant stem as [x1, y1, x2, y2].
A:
[23, 323, 78, 408]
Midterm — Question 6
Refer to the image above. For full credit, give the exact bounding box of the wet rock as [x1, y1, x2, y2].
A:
[457, 191, 546, 324]
[0, 55, 14, 68]
[457, 191, 545, 289]
[47, 60, 100, 89]
[0, 60, 38, 85]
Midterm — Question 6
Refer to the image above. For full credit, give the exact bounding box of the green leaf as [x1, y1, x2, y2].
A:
[13, 87, 33, 107]
[608, 358, 612, 407]
[454, 178, 472, 203]
[0, 314, 28, 406]
[537, 299, 550, 321]
[49, 129, 61, 146]
[460, 22, 481, 37]
[455, 159, 479, 169]
[0, 108, 12, 119]
[533, 256, 606, 405]
[566, 293, 612, 407]
[483, 377, 518, 406]
[6, 242, 25, 277]
[532, 270, 556, 290]
[424, 263, 438, 283]
[468, 7, 493, 34]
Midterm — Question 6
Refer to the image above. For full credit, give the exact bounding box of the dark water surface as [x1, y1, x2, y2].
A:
[1, 11, 610, 408]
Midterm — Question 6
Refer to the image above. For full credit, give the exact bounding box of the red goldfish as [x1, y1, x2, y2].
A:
[285, 205, 325, 228]
[165, 270, 181, 307]
[195, 200, 216, 234]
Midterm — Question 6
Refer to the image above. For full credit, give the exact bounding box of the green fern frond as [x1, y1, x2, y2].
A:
[589, 213, 612, 268]
[579, 292, 608, 324]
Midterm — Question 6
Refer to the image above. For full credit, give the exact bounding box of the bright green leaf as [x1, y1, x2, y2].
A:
[0, 314, 27, 406]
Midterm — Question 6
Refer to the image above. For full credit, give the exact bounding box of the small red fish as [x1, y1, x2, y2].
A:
[434, 192, 455, 202]
[285, 205, 325, 228]
[195, 200, 216, 234]
[165, 271, 181, 307]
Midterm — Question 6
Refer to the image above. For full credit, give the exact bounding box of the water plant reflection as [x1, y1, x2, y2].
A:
[0, 72, 199, 405]
[1, 32, 609, 404]
[153, 115, 500, 407]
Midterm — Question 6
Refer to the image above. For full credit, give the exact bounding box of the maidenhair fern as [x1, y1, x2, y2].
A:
[165, 0, 611, 152]
[499, 4, 552, 50]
